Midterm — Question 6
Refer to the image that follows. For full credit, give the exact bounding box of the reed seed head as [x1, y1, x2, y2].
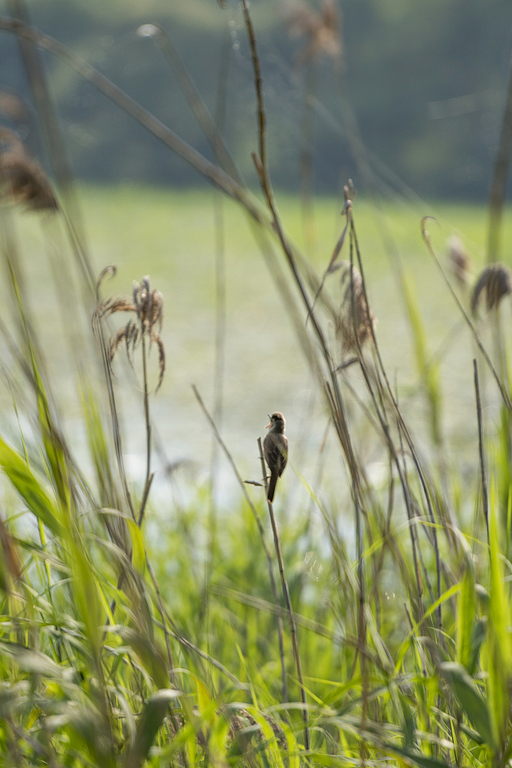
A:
[447, 235, 471, 287]
[0, 90, 28, 122]
[336, 262, 375, 353]
[94, 272, 166, 391]
[471, 263, 512, 316]
[282, 0, 342, 63]
[0, 139, 58, 212]
[133, 277, 163, 335]
[344, 178, 356, 203]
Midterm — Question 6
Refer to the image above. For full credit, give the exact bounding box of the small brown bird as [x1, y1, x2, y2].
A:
[263, 412, 288, 503]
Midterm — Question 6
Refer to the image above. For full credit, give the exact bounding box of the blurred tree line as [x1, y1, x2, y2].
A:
[1, 0, 511, 199]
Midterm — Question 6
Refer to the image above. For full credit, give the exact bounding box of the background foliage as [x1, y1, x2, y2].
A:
[0, 0, 510, 197]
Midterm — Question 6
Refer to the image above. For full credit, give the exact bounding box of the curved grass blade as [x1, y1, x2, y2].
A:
[439, 661, 494, 749]
[0, 436, 62, 536]
[125, 689, 181, 768]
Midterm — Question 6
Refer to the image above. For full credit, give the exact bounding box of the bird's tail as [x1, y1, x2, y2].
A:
[267, 470, 278, 503]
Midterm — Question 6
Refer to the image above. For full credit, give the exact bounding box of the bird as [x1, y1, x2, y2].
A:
[263, 412, 288, 503]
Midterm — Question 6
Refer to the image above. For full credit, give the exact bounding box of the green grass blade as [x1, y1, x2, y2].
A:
[125, 689, 181, 768]
[0, 436, 62, 536]
[439, 661, 494, 748]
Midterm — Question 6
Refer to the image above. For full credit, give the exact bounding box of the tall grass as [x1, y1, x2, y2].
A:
[1, 3, 512, 768]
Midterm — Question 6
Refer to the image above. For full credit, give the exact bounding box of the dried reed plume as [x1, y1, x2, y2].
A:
[282, 0, 342, 65]
[336, 261, 375, 353]
[0, 126, 57, 212]
[0, 90, 28, 122]
[94, 272, 166, 391]
[471, 263, 512, 316]
[447, 235, 471, 288]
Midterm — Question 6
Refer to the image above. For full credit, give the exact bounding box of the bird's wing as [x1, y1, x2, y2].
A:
[278, 435, 288, 477]
[265, 434, 288, 476]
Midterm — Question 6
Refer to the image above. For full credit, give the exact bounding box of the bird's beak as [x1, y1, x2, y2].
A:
[265, 414, 272, 429]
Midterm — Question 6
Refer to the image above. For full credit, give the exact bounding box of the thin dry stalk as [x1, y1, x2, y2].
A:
[145, 559, 175, 675]
[93, 270, 135, 521]
[346, 230, 369, 730]
[152, 617, 242, 687]
[328, 202, 430, 637]
[334, 257, 415, 642]
[473, 360, 489, 543]
[201, 35, 234, 688]
[257, 438, 288, 703]
[241, 0, 315, 745]
[101, 275, 165, 525]
[308, 201, 350, 316]
[283, 0, 342, 252]
[192, 385, 288, 704]
[258, 438, 309, 748]
[349, 212, 443, 631]
[7, 0, 95, 295]
[240, 5, 380, 746]
[338, 231, 444, 640]
[95, 273, 169, 660]
[299, 58, 317, 254]
[255, 140, 363, 525]
[487, 49, 512, 262]
[0, 17, 271, 231]
[209, 29, 231, 567]
[0, 11, 333, 319]
[137, 23, 241, 184]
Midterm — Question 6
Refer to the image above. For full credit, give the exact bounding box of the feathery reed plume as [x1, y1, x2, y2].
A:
[0, 90, 28, 122]
[447, 235, 471, 288]
[0, 127, 57, 211]
[282, 0, 342, 253]
[471, 263, 512, 317]
[282, 0, 342, 65]
[94, 273, 166, 391]
[337, 261, 375, 353]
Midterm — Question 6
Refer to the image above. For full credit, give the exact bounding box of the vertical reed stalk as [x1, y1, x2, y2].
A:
[192, 386, 288, 704]
[7, 0, 96, 301]
[209, 29, 231, 565]
[139, 331, 152, 525]
[257, 439, 289, 703]
[93, 279, 135, 522]
[258, 439, 310, 751]
[487, 50, 512, 263]
[300, 59, 317, 254]
[474, 359, 489, 543]
[347, 229, 368, 736]
[350, 213, 443, 630]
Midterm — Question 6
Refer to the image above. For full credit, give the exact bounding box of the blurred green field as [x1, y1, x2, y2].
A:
[11, 185, 512, 500]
